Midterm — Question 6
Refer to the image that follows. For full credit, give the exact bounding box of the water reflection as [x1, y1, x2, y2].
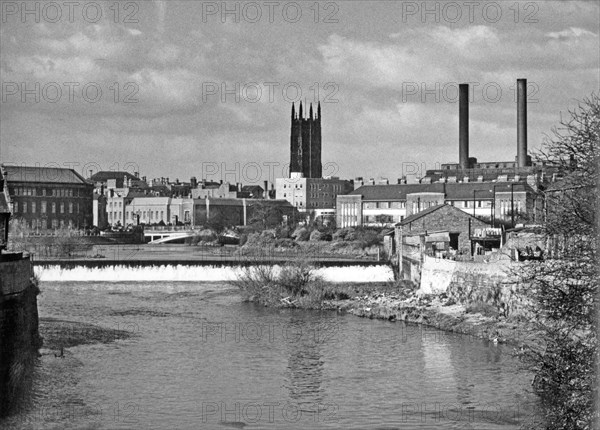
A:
[283, 316, 325, 407]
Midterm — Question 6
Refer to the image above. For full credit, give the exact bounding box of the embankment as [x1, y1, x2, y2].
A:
[0, 254, 42, 417]
[318, 256, 539, 348]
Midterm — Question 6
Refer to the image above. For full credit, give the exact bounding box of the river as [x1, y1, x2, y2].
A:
[1, 277, 540, 429]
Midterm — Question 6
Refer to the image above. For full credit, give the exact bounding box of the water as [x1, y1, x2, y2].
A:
[1, 279, 540, 430]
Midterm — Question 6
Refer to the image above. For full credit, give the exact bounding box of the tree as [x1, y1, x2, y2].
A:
[248, 201, 283, 229]
[519, 93, 599, 429]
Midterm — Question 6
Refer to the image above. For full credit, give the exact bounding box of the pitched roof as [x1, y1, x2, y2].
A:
[3, 165, 89, 185]
[399, 204, 446, 225]
[397, 203, 488, 226]
[91, 171, 139, 182]
[349, 181, 533, 201]
[350, 183, 445, 200]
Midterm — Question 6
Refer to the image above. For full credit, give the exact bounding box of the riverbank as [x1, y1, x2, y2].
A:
[327, 289, 540, 349]
[251, 281, 542, 351]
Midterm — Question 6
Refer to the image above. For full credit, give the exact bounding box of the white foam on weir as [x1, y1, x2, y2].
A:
[35, 264, 393, 283]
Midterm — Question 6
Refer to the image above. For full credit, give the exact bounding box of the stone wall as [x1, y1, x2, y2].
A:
[0, 256, 33, 295]
[419, 255, 532, 318]
[0, 255, 41, 417]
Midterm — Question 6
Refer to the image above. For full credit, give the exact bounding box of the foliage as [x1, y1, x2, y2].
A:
[292, 226, 310, 242]
[518, 93, 599, 429]
[248, 201, 284, 229]
[309, 230, 323, 241]
[232, 258, 324, 307]
[205, 211, 226, 234]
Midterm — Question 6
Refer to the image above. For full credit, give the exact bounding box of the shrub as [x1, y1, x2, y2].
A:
[292, 227, 310, 242]
[309, 230, 323, 241]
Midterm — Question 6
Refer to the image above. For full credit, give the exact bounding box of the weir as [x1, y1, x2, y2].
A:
[34, 262, 395, 283]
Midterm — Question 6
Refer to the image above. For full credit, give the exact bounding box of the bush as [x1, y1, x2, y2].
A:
[232, 258, 324, 307]
[292, 227, 310, 242]
[309, 230, 323, 241]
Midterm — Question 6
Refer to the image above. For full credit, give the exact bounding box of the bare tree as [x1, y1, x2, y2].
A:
[519, 93, 599, 429]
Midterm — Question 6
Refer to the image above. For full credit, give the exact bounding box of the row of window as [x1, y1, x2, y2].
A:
[360, 200, 498, 210]
[11, 187, 84, 197]
[20, 218, 80, 229]
[14, 201, 80, 214]
[108, 210, 192, 223]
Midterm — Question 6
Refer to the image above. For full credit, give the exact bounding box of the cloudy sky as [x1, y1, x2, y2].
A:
[1, 0, 598, 184]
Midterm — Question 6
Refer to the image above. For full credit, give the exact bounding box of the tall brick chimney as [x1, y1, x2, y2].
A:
[517, 78, 528, 167]
[459, 83, 469, 169]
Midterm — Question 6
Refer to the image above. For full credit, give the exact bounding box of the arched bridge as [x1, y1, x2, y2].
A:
[144, 228, 196, 244]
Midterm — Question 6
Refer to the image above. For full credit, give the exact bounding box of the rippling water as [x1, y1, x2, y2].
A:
[1, 281, 540, 429]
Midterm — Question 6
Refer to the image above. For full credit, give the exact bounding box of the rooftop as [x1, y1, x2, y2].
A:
[351, 181, 533, 201]
[2, 165, 90, 185]
[91, 171, 140, 182]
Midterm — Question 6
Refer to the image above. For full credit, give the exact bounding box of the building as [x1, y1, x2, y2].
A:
[276, 176, 353, 214]
[337, 181, 537, 228]
[192, 181, 238, 199]
[0, 168, 11, 250]
[93, 191, 108, 228]
[2, 165, 94, 230]
[290, 102, 321, 178]
[90, 170, 142, 190]
[193, 198, 295, 226]
[394, 204, 491, 281]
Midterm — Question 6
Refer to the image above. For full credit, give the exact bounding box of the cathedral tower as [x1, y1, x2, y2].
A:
[290, 102, 322, 178]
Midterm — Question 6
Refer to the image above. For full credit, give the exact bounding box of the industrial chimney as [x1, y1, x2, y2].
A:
[517, 78, 528, 167]
[263, 180, 269, 199]
[459, 83, 469, 169]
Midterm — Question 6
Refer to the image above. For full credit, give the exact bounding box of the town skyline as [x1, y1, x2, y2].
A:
[1, 1, 598, 182]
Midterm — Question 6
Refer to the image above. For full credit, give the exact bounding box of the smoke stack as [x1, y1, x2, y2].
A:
[264, 180, 269, 199]
[517, 78, 528, 167]
[459, 83, 469, 169]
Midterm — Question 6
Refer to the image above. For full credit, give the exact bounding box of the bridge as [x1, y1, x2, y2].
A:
[144, 229, 196, 244]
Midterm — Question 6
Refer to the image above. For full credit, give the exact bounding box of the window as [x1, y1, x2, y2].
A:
[160, 211, 164, 220]
[60, 203, 64, 213]
[463, 201, 468, 208]
[69, 203, 73, 213]
[22, 202, 27, 213]
[41, 201, 47, 214]
[52, 219, 58, 229]
[31, 202, 36, 213]
[52, 203, 56, 213]
[477, 200, 482, 208]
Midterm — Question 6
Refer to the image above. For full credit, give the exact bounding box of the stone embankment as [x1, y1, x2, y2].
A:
[321, 291, 540, 348]
[0, 253, 42, 417]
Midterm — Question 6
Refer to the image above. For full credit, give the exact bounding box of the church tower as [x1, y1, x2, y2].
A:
[289, 102, 322, 178]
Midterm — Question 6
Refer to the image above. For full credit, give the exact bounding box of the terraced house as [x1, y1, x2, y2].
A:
[2, 165, 94, 230]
